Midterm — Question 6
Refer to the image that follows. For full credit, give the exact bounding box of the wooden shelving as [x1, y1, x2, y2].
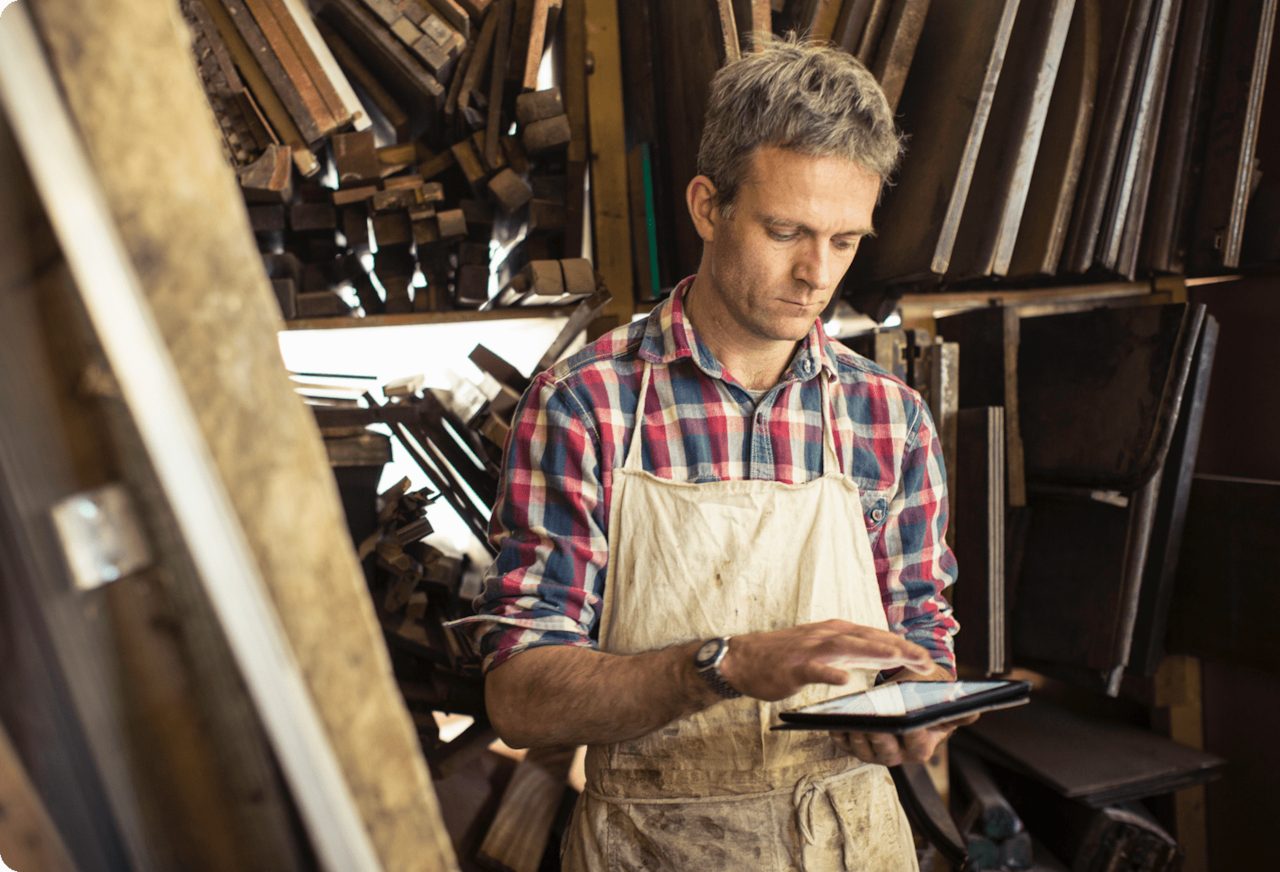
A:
[281, 304, 580, 330]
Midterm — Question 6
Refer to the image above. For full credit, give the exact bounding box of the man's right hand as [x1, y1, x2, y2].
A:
[485, 619, 934, 749]
[716, 619, 935, 701]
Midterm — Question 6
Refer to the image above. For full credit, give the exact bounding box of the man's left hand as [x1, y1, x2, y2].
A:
[829, 660, 977, 766]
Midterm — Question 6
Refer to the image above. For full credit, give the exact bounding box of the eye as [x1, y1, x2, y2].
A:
[767, 229, 797, 242]
[833, 237, 860, 252]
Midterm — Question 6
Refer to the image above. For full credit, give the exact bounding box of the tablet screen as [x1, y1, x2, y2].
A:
[793, 680, 1014, 717]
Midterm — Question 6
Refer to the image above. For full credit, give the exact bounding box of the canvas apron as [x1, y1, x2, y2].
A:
[561, 363, 918, 871]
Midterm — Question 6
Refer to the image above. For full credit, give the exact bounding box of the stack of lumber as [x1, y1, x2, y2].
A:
[180, 0, 588, 320]
[845, 0, 1277, 305]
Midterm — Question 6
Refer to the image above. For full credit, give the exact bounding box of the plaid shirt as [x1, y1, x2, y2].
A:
[465, 279, 959, 672]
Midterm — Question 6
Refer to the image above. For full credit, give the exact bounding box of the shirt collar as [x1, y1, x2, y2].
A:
[638, 277, 840, 386]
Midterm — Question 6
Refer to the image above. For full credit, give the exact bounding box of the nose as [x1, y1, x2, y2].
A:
[793, 240, 834, 291]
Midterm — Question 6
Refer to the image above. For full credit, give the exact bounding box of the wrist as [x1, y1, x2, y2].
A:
[693, 636, 743, 701]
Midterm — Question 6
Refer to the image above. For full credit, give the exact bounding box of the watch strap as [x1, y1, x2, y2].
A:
[696, 637, 743, 700]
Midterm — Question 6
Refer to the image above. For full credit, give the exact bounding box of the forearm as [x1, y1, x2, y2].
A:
[484, 641, 721, 749]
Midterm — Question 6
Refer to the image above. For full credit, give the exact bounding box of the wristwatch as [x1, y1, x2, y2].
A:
[694, 636, 742, 699]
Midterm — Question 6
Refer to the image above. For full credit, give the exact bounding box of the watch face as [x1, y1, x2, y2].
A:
[695, 638, 722, 667]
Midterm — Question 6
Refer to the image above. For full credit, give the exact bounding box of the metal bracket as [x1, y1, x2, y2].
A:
[50, 484, 152, 590]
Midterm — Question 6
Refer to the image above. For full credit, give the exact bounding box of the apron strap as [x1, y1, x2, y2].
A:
[818, 373, 842, 477]
[622, 361, 653, 472]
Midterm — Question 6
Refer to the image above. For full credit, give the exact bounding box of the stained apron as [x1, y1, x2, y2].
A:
[561, 362, 918, 871]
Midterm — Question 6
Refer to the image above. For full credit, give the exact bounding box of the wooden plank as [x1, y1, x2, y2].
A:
[717, 0, 742, 63]
[317, 0, 446, 114]
[1142, 0, 1213, 273]
[521, 0, 553, 90]
[1098, 0, 1181, 274]
[870, 0, 933, 112]
[835, 0, 877, 54]
[860, 0, 1022, 284]
[1113, 1, 1179, 280]
[454, 4, 500, 122]
[934, 306, 1025, 507]
[948, 0, 1076, 280]
[951, 407, 1006, 677]
[585, 0, 636, 317]
[258, 0, 352, 129]
[316, 18, 412, 140]
[487, 0, 514, 166]
[856, 0, 894, 64]
[198, 0, 319, 174]
[955, 697, 1224, 806]
[731, 0, 772, 51]
[475, 745, 575, 872]
[1127, 315, 1218, 677]
[219, 0, 333, 143]
[1184, 0, 1277, 271]
[1007, 0, 1100, 278]
[1061, 0, 1155, 273]
[14, 0, 463, 865]
[562, 0, 588, 258]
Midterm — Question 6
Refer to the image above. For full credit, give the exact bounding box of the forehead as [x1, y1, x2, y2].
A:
[739, 147, 880, 226]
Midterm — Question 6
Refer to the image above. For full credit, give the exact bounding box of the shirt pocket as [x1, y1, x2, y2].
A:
[858, 487, 890, 530]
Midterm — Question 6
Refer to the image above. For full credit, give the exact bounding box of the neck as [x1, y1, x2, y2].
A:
[682, 279, 802, 391]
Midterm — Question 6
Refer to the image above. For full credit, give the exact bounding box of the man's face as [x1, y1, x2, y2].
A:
[697, 147, 880, 346]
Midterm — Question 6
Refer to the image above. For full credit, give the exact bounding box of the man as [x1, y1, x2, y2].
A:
[463, 36, 962, 871]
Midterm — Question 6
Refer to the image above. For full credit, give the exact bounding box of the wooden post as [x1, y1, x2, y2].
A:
[19, 0, 460, 868]
[583, 0, 635, 321]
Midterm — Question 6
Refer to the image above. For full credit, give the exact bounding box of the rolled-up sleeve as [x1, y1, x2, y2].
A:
[877, 400, 960, 671]
[459, 373, 610, 672]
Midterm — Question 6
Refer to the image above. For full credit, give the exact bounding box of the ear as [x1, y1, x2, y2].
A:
[686, 175, 719, 242]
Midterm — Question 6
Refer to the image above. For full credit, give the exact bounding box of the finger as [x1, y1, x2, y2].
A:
[867, 732, 903, 767]
[832, 731, 876, 763]
[899, 727, 939, 764]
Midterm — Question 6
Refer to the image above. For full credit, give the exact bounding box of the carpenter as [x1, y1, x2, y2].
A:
[459, 34, 969, 872]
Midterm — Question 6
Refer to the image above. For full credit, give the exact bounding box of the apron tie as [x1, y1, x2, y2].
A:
[792, 773, 829, 846]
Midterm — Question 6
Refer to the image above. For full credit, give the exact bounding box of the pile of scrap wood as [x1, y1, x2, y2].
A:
[179, 0, 589, 320]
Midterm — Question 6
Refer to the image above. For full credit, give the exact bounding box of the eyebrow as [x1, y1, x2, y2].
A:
[759, 214, 877, 240]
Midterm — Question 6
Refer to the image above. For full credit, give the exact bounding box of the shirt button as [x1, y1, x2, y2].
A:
[871, 508, 884, 523]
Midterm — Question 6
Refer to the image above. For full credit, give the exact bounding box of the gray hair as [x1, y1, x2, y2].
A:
[696, 34, 904, 214]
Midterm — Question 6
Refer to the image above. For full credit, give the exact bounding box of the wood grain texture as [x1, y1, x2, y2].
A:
[475, 745, 575, 872]
[1061, 0, 1154, 273]
[1142, 0, 1212, 273]
[585, 0, 636, 317]
[869, 0, 931, 113]
[23, 0, 460, 867]
[952, 407, 1006, 677]
[861, 0, 1021, 283]
[948, 0, 1076, 280]
[1007, 0, 1099, 278]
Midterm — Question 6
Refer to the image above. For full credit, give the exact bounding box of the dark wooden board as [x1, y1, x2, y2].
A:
[955, 697, 1225, 806]
[1011, 481, 1159, 694]
[935, 306, 1026, 508]
[948, 0, 1076, 280]
[1184, 0, 1278, 272]
[1141, 0, 1212, 273]
[859, 0, 1021, 284]
[869, 0, 932, 112]
[1126, 315, 1217, 677]
[1007, 0, 1100, 279]
[1098, 0, 1181, 276]
[1017, 304, 1200, 490]
[1061, 0, 1154, 273]
[952, 407, 1007, 677]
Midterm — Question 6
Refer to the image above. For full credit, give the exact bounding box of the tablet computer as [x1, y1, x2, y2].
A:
[774, 680, 1032, 734]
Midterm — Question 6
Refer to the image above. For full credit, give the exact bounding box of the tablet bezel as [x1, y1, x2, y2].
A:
[774, 679, 1032, 734]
